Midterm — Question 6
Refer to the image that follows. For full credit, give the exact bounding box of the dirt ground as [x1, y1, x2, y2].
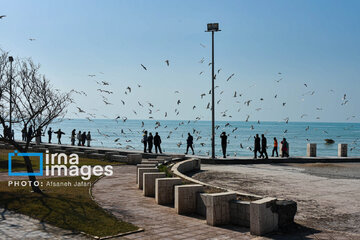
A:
[191, 162, 360, 237]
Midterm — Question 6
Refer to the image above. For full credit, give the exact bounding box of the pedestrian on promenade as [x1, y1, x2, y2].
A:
[21, 125, 27, 141]
[272, 137, 279, 157]
[77, 131, 82, 146]
[86, 131, 91, 147]
[220, 132, 227, 158]
[11, 129, 14, 141]
[259, 134, 268, 159]
[48, 127, 53, 143]
[148, 132, 153, 153]
[81, 131, 86, 146]
[54, 129, 65, 144]
[142, 131, 148, 153]
[35, 128, 42, 145]
[254, 134, 261, 159]
[281, 138, 289, 157]
[185, 133, 194, 155]
[154, 132, 162, 154]
[27, 125, 33, 142]
[71, 129, 76, 146]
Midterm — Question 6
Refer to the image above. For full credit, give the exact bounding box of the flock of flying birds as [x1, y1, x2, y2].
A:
[67, 42, 358, 155]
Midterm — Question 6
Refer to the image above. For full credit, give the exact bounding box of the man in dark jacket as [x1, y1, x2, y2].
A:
[54, 129, 65, 144]
[48, 127, 53, 143]
[154, 132, 162, 154]
[259, 134, 268, 159]
[254, 134, 261, 159]
[148, 132, 153, 153]
[142, 131, 148, 153]
[220, 132, 227, 158]
[185, 133, 194, 155]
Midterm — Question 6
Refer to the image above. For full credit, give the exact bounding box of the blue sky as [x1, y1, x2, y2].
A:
[1, 0, 359, 123]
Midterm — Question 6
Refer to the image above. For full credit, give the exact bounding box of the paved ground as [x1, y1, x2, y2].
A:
[91, 165, 353, 240]
[191, 163, 360, 239]
[0, 208, 87, 240]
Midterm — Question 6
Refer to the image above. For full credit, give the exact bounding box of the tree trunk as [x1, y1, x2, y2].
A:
[22, 155, 42, 193]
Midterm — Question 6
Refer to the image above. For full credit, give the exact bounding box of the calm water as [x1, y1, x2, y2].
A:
[9, 119, 360, 157]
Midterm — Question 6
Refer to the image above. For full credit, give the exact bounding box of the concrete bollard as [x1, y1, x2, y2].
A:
[175, 184, 204, 214]
[250, 197, 278, 236]
[127, 154, 142, 165]
[201, 192, 237, 226]
[338, 144, 348, 157]
[143, 172, 166, 197]
[155, 177, 182, 205]
[306, 143, 317, 157]
[230, 200, 251, 227]
[136, 164, 157, 184]
[137, 168, 158, 189]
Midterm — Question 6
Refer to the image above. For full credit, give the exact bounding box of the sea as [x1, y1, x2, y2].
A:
[9, 119, 360, 157]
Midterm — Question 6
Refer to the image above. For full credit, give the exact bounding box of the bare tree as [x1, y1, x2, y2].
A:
[0, 49, 72, 193]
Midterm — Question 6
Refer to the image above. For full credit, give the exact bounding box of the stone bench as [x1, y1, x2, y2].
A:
[175, 184, 204, 214]
[250, 197, 278, 236]
[155, 177, 182, 205]
[105, 151, 118, 160]
[111, 155, 127, 163]
[127, 154, 142, 165]
[201, 192, 237, 226]
[136, 164, 157, 184]
[143, 172, 166, 197]
[137, 168, 158, 189]
[230, 200, 250, 227]
[72, 151, 86, 157]
[84, 149, 98, 155]
[89, 153, 105, 160]
[141, 160, 159, 165]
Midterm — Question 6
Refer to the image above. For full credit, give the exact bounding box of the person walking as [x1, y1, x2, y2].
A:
[259, 134, 268, 159]
[142, 131, 148, 153]
[71, 129, 76, 146]
[254, 134, 261, 159]
[47, 127, 53, 143]
[35, 128, 42, 145]
[281, 138, 289, 157]
[81, 131, 86, 146]
[154, 132, 162, 154]
[272, 137, 279, 157]
[185, 133, 194, 155]
[27, 125, 33, 142]
[86, 131, 91, 147]
[21, 125, 27, 141]
[54, 129, 65, 144]
[220, 132, 227, 158]
[77, 131, 82, 146]
[148, 132, 153, 153]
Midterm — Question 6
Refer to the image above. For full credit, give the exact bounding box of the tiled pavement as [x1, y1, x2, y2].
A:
[92, 165, 358, 240]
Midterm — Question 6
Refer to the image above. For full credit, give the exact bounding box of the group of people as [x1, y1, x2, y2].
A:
[71, 129, 92, 147]
[2, 125, 14, 140]
[253, 134, 289, 159]
[142, 131, 162, 153]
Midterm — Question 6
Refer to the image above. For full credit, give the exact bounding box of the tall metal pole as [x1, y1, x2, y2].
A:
[9, 57, 13, 133]
[211, 31, 215, 159]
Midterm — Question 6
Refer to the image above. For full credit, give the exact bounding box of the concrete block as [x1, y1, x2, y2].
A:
[176, 159, 201, 173]
[136, 164, 157, 184]
[141, 160, 159, 165]
[201, 192, 237, 226]
[89, 153, 105, 160]
[111, 155, 127, 163]
[84, 149, 98, 155]
[143, 172, 166, 197]
[137, 168, 158, 189]
[250, 197, 278, 236]
[306, 143, 316, 157]
[127, 154, 142, 165]
[155, 177, 182, 205]
[175, 184, 204, 214]
[276, 200, 297, 228]
[338, 144, 348, 157]
[72, 151, 85, 157]
[230, 200, 250, 227]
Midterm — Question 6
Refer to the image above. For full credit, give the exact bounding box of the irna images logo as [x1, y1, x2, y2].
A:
[8, 150, 113, 180]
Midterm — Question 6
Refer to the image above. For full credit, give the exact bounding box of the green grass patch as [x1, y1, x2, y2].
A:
[0, 176, 138, 237]
[157, 164, 173, 177]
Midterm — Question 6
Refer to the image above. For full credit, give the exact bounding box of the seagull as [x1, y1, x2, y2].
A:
[0, 15, 6, 19]
[177, 100, 181, 105]
[76, 107, 85, 113]
[200, 43, 206, 48]
[192, 105, 196, 110]
[199, 57, 205, 64]
[282, 102, 286, 106]
[165, 60, 169, 66]
[88, 74, 96, 77]
[138, 101, 143, 107]
[137, 84, 142, 88]
[284, 117, 289, 124]
[226, 73, 235, 81]
[200, 93, 206, 99]
[141, 64, 147, 70]
[304, 83, 308, 87]
[301, 114, 307, 118]
[29, 38, 36, 41]
[103, 100, 112, 105]
[126, 86, 131, 93]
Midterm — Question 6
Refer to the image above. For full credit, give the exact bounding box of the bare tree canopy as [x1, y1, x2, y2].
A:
[0, 49, 72, 193]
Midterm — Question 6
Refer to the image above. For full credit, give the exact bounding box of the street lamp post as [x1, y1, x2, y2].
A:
[8, 56, 14, 135]
[206, 23, 220, 159]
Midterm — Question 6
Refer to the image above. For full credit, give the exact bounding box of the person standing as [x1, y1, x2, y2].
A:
[35, 128, 42, 145]
[81, 131, 86, 146]
[27, 125, 33, 142]
[48, 127, 53, 143]
[71, 129, 76, 146]
[185, 133, 194, 155]
[254, 134, 261, 159]
[272, 137, 279, 157]
[77, 131, 82, 146]
[259, 134, 268, 159]
[142, 131, 148, 153]
[54, 129, 65, 144]
[154, 132, 162, 154]
[220, 132, 228, 158]
[86, 131, 91, 147]
[148, 132, 153, 153]
[21, 125, 27, 141]
[281, 138, 289, 157]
